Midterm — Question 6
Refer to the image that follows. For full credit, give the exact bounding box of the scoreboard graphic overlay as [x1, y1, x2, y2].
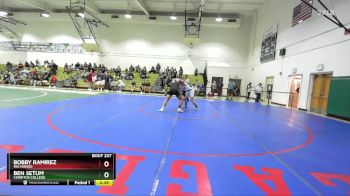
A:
[7, 153, 116, 186]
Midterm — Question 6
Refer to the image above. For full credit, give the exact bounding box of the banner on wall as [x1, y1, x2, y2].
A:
[260, 24, 278, 63]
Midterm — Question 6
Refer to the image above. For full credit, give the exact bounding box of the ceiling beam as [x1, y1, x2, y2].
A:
[85, 1, 100, 14]
[134, 0, 149, 16]
[18, 0, 54, 12]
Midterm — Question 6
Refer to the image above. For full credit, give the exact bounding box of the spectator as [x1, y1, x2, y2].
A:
[179, 66, 183, 78]
[194, 68, 198, 76]
[6, 62, 13, 71]
[156, 63, 161, 73]
[135, 65, 141, 73]
[42, 73, 50, 86]
[149, 66, 156, 74]
[255, 83, 263, 102]
[131, 80, 136, 92]
[211, 80, 217, 94]
[30, 61, 35, 68]
[50, 75, 58, 88]
[88, 70, 94, 90]
[129, 65, 135, 72]
[95, 76, 105, 92]
[104, 75, 111, 91]
[227, 80, 236, 100]
[30, 69, 38, 86]
[141, 67, 147, 79]
[25, 61, 30, 68]
[117, 79, 125, 92]
[18, 62, 24, 70]
[115, 66, 121, 78]
[246, 82, 252, 101]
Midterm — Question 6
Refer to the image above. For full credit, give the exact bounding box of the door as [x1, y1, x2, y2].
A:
[212, 77, 223, 96]
[229, 79, 241, 96]
[265, 77, 274, 100]
[288, 76, 302, 109]
[310, 74, 332, 114]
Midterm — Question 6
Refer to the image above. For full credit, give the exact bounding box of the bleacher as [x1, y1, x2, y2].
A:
[0, 64, 204, 94]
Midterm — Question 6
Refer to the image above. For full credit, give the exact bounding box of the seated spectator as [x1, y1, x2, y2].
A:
[149, 66, 156, 74]
[25, 61, 30, 68]
[140, 80, 151, 94]
[104, 75, 112, 91]
[64, 63, 69, 73]
[117, 79, 125, 92]
[110, 78, 118, 91]
[50, 75, 58, 88]
[171, 68, 177, 78]
[125, 71, 133, 80]
[144, 80, 151, 94]
[3, 72, 10, 84]
[44, 60, 49, 67]
[95, 77, 105, 92]
[141, 67, 147, 79]
[129, 65, 135, 72]
[135, 65, 141, 73]
[156, 63, 161, 73]
[6, 61, 13, 71]
[131, 80, 136, 92]
[30, 69, 38, 86]
[70, 77, 78, 88]
[41, 73, 50, 86]
[30, 61, 35, 68]
[75, 62, 80, 70]
[115, 66, 121, 78]
[18, 62, 24, 70]
[166, 66, 170, 73]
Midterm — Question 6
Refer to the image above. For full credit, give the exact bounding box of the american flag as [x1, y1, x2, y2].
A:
[292, 0, 313, 26]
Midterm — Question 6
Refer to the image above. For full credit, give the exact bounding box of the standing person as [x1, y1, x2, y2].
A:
[255, 83, 263, 102]
[227, 80, 236, 100]
[159, 78, 184, 113]
[212, 80, 217, 94]
[88, 70, 94, 90]
[246, 82, 252, 101]
[181, 80, 199, 109]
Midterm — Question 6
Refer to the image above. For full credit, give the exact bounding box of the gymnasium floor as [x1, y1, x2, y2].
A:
[0, 86, 350, 195]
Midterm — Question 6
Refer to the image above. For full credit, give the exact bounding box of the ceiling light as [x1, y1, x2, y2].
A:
[124, 14, 132, 19]
[0, 11, 8, 17]
[40, 12, 50, 18]
[78, 12, 85, 18]
[170, 16, 177, 21]
[215, 17, 223, 22]
[83, 38, 96, 44]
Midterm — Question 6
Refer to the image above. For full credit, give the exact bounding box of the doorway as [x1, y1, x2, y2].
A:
[288, 75, 302, 109]
[229, 79, 241, 96]
[211, 77, 223, 96]
[310, 74, 332, 114]
[265, 76, 274, 100]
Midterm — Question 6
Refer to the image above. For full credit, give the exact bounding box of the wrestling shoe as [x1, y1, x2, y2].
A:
[159, 107, 164, 112]
[177, 108, 183, 113]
